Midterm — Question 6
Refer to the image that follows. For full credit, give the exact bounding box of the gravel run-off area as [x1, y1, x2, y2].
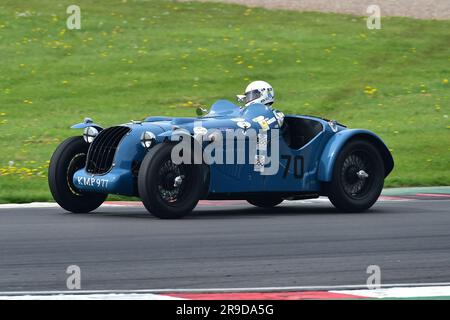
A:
[180, 0, 450, 20]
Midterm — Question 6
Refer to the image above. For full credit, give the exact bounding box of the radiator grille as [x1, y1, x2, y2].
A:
[85, 126, 130, 174]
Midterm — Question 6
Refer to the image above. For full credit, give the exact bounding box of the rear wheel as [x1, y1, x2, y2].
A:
[247, 197, 283, 208]
[138, 143, 205, 219]
[48, 136, 107, 213]
[327, 139, 384, 212]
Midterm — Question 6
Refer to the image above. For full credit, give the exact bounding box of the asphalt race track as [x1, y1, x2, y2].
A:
[0, 198, 449, 292]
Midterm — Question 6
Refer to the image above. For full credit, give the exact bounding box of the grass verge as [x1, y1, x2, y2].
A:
[0, 0, 449, 203]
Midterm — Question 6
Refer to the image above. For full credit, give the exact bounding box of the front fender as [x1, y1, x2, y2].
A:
[318, 129, 394, 182]
[71, 121, 103, 131]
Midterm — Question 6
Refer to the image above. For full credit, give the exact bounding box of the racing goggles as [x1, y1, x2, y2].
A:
[245, 89, 262, 104]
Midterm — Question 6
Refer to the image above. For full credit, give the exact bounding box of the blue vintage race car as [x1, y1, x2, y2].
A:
[48, 100, 394, 219]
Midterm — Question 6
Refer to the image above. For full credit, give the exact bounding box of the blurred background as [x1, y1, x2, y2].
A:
[0, 0, 449, 202]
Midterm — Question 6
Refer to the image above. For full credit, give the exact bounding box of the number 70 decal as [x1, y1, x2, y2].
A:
[281, 155, 304, 179]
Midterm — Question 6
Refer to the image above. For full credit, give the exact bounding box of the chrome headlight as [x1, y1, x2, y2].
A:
[141, 131, 156, 149]
[83, 126, 99, 143]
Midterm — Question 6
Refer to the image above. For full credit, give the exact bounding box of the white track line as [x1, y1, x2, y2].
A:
[0, 293, 184, 300]
[0, 196, 416, 210]
[332, 286, 450, 298]
[0, 202, 60, 209]
[2, 282, 450, 296]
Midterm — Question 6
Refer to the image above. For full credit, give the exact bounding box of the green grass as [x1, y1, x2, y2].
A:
[0, 0, 449, 203]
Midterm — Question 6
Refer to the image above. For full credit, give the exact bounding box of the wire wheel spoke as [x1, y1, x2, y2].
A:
[157, 160, 186, 203]
[341, 150, 373, 198]
[66, 153, 86, 196]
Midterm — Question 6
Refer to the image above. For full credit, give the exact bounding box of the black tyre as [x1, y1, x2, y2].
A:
[327, 139, 384, 212]
[247, 197, 283, 208]
[48, 136, 107, 213]
[138, 143, 205, 219]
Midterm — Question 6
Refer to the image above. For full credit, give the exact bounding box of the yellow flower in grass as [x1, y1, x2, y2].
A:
[364, 86, 377, 95]
[443, 79, 449, 85]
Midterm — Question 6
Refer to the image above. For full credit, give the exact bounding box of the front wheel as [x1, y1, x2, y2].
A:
[327, 139, 385, 212]
[138, 143, 205, 219]
[48, 136, 107, 213]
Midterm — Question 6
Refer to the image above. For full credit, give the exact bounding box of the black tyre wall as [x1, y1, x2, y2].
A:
[327, 139, 385, 212]
[48, 136, 107, 213]
[138, 143, 205, 219]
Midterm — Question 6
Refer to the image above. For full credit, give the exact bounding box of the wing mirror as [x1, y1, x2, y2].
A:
[236, 95, 246, 104]
[196, 107, 208, 117]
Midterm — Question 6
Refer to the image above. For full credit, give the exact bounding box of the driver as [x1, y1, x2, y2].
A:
[237, 80, 275, 108]
[238, 80, 289, 142]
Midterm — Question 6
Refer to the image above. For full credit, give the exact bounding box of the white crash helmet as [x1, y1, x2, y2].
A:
[238, 80, 274, 107]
